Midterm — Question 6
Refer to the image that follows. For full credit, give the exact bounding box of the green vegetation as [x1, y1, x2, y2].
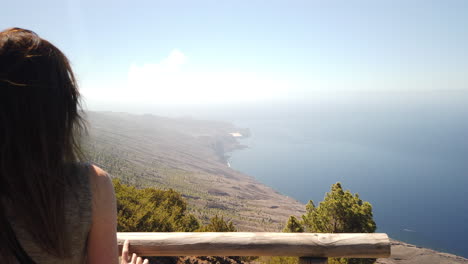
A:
[114, 179, 245, 263]
[279, 183, 377, 264]
[198, 215, 237, 232]
[114, 178, 200, 232]
[302, 183, 376, 235]
[114, 178, 240, 233]
[283, 216, 304, 233]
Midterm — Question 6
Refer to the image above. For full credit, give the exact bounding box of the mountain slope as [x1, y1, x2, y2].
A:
[84, 111, 304, 231]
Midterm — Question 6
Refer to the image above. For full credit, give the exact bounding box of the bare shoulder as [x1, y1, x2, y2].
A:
[86, 164, 119, 264]
[89, 164, 112, 188]
[89, 164, 111, 181]
[88, 164, 115, 202]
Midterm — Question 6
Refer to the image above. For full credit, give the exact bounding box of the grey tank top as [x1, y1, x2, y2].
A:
[7, 163, 93, 264]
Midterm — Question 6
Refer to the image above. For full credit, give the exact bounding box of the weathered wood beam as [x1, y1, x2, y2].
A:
[117, 232, 390, 258]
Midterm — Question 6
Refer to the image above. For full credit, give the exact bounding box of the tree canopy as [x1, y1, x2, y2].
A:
[281, 182, 377, 264]
[283, 216, 304, 233]
[198, 215, 237, 232]
[302, 182, 376, 234]
[114, 178, 239, 233]
[114, 178, 200, 232]
[113, 179, 241, 264]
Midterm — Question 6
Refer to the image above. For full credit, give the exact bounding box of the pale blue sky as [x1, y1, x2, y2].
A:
[2, 0, 468, 104]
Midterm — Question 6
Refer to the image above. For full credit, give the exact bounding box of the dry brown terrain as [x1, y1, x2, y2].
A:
[84, 111, 467, 263]
[377, 240, 468, 264]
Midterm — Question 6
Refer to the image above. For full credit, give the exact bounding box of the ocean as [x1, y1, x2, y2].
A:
[222, 93, 468, 258]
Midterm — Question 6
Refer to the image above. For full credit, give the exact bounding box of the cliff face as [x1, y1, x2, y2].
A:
[84, 111, 467, 263]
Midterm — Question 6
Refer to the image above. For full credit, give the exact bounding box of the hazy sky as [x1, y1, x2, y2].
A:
[2, 0, 468, 104]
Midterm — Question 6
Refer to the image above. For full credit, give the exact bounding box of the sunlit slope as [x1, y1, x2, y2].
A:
[83, 111, 304, 231]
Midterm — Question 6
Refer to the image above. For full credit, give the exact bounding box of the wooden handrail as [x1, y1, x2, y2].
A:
[117, 232, 390, 259]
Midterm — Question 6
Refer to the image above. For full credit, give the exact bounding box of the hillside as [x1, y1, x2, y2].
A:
[83, 111, 467, 263]
[83, 111, 304, 231]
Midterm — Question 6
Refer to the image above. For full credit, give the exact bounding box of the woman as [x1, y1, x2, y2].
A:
[0, 28, 148, 264]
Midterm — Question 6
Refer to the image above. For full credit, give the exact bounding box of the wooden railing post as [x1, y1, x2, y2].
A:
[299, 257, 328, 264]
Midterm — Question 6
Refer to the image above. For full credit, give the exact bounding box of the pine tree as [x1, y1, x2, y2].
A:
[198, 215, 236, 232]
[283, 216, 304, 233]
[302, 182, 377, 264]
[302, 183, 376, 234]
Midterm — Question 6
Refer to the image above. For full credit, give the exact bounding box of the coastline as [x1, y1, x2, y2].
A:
[223, 126, 468, 262]
[216, 129, 250, 165]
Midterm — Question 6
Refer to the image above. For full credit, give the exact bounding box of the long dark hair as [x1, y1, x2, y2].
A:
[0, 28, 85, 259]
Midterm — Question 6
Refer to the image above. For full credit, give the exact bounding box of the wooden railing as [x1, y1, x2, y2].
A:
[117, 232, 391, 264]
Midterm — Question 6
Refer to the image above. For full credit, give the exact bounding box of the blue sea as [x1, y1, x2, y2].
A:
[204, 93, 468, 257]
[92, 91, 468, 257]
[222, 93, 468, 257]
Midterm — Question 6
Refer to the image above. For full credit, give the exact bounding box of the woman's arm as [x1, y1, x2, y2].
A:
[87, 165, 119, 264]
[86, 165, 150, 264]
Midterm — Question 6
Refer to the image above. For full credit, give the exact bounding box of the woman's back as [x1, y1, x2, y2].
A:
[0, 27, 145, 264]
[3, 163, 93, 263]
